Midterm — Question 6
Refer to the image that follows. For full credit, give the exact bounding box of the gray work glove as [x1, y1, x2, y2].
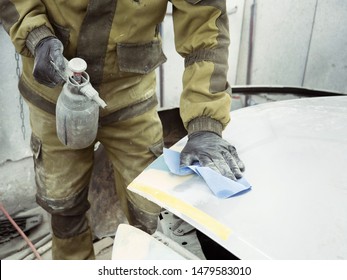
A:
[180, 131, 245, 181]
[33, 37, 65, 87]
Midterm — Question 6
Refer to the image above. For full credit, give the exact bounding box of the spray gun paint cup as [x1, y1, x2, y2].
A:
[56, 58, 105, 149]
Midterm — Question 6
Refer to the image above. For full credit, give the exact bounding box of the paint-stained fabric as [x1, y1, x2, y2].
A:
[0, 0, 231, 133]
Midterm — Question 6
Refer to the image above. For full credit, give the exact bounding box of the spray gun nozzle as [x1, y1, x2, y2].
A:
[68, 58, 87, 84]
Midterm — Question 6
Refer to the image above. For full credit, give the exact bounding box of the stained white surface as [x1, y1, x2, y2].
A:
[112, 224, 187, 260]
[129, 96, 347, 259]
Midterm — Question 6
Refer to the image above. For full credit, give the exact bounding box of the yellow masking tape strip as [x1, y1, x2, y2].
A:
[130, 182, 232, 240]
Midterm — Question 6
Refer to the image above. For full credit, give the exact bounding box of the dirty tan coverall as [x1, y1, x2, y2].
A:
[0, 0, 232, 259]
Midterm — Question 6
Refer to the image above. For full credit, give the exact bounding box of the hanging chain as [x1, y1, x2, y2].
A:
[15, 51, 26, 140]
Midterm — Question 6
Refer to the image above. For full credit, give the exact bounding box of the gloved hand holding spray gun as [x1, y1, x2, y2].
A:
[33, 37, 107, 149]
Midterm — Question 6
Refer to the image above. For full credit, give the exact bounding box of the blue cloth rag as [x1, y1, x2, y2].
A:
[163, 148, 252, 199]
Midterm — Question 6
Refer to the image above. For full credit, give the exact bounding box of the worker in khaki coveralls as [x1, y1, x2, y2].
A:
[0, 0, 245, 259]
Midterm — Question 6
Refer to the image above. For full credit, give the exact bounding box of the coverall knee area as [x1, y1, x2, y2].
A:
[28, 101, 163, 258]
[97, 104, 164, 234]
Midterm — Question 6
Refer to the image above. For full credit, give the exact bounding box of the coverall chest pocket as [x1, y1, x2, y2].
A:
[117, 41, 167, 75]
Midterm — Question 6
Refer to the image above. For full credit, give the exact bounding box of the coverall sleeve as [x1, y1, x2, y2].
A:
[0, 0, 54, 56]
[171, 0, 231, 136]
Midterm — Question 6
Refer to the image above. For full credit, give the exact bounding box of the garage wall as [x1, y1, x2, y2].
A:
[0, 26, 31, 164]
[235, 0, 347, 94]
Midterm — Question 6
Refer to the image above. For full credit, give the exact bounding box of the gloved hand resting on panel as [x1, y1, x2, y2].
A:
[180, 131, 245, 181]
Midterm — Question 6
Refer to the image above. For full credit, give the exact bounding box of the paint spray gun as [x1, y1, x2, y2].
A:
[52, 58, 107, 149]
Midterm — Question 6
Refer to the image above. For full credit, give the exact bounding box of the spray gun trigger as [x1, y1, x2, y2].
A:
[50, 59, 71, 82]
